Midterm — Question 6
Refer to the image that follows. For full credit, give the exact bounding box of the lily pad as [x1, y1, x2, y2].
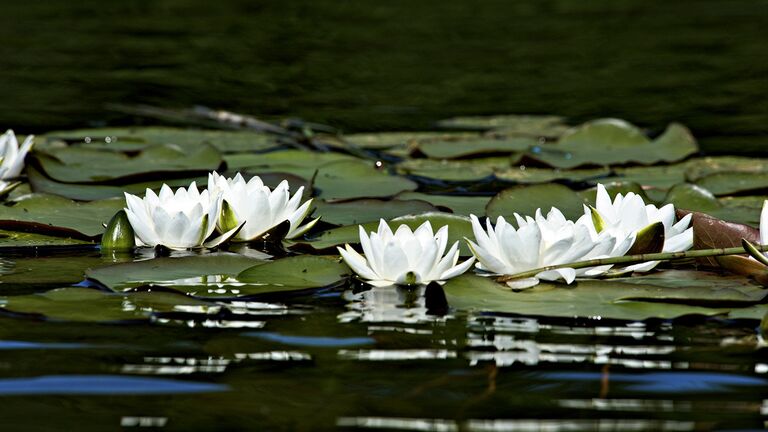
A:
[397, 157, 511, 182]
[313, 199, 439, 226]
[0, 255, 111, 290]
[85, 253, 269, 292]
[342, 132, 481, 150]
[0, 287, 215, 322]
[0, 194, 125, 239]
[494, 166, 611, 184]
[442, 273, 764, 321]
[33, 143, 223, 184]
[300, 212, 474, 255]
[694, 172, 768, 196]
[436, 114, 569, 137]
[486, 184, 587, 221]
[314, 160, 418, 200]
[224, 150, 357, 179]
[417, 137, 536, 159]
[528, 120, 698, 169]
[396, 192, 491, 216]
[45, 127, 282, 154]
[608, 163, 690, 189]
[0, 229, 92, 247]
[237, 255, 349, 292]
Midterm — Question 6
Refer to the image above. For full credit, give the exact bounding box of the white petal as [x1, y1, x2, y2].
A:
[338, 245, 379, 281]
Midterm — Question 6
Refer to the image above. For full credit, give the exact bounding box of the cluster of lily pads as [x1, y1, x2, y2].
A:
[2, 115, 768, 324]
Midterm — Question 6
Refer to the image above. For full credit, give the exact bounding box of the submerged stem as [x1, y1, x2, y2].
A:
[496, 241, 768, 282]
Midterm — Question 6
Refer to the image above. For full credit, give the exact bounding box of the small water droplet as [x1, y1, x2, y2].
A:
[104, 136, 112, 144]
[519, 165, 526, 171]
[564, 153, 573, 160]
[374, 160, 384, 169]
[84, 137, 91, 143]
[531, 146, 542, 154]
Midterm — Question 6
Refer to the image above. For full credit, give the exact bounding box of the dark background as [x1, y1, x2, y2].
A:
[0, 0, 766, 151]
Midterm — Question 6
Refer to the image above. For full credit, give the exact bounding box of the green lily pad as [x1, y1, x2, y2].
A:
[28, 165, 206, 201]
[436, 114, 569, 137]
[224, 150, 357, 179]
[396, 192, 491, 216]
[0, 194, 125, 239]
[85, 253, 269, 293]
[694, 172, 768, 196]
[528, 120, 698, 169]
[0, 229, 92, 247]
[0, 255, 111, 290]
[237, 256, 349, 292]
[313, 199, 438, 226]
[300, 212, 474, 255]
[494, 166, 611, 184]
[314, 160, 417, 200]
[417, 137, 536, 159]
[342, 132, 481, 150]
[486, 184, 587, 221]
[397, 157, 511, 181]
[607, 163, 691, 189]
[0, 287, 215, 322]
[45, 127, 282, 154]
[33, 143, 223, 184]
[442, 272, 765, 321]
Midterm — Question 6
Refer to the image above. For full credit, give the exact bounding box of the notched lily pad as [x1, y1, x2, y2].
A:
[314, 160, 418, 200]
[436, 114, 569, 137]
[416, 137, 536, 159]
[396, 192, 491, 216]
[397, 157, 510, 182]
[527, 119, 698, 169]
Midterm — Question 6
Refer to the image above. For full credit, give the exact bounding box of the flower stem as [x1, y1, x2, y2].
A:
[496, 241, 767, 282]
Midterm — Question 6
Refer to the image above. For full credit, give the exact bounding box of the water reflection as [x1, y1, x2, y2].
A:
[338, 283, 447, 324]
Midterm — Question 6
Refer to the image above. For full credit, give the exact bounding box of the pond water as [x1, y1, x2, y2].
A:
[1, 1, 768, 431]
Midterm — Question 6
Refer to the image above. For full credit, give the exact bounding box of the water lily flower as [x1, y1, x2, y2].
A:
[0, 129, 34, 180]
[467, 208, 628, 289]
[577, 183, 693, 271]
[338, 220, 475, 287]
[124, 182, 232, 250]
[208, 172, 318, 241]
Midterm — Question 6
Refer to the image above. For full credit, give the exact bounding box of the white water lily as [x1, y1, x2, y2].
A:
[467, 208, 629, 289]
[124, 182, 227, 250]
[577, 183, 693, 271]
[338, 220, 475, 287]
[208, 172, 318, 241]
[0, 129, 34, 180]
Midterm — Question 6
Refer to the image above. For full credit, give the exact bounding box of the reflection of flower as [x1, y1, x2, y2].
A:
[759, 200, 768, 259]
[0, 129, 34, 180]
[338, 220, 475, 287]
[577, 183, 693, 271]
[468, 208, 627, 289]
[124, 183, 221, 249]
[208, 172, 318, 241]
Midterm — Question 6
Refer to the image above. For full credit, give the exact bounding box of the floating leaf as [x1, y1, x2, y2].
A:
[495, 166, 611, 184]
[0, 287, 215, 322]
[237, 256, 349, 292]
[436, 114, 569, 137]
[33, 143, 223, 184]
[442, 273, 764, 321]
[45, 127, 282, 154]
[681, 210, 760, 267]
[397, 157, 510, 182]
[528, 120, 698, 168]
[0, 194, 125, 239]
[85, 253, 268, 293]
[396, 192, 491, 216]
[224, 150, 357, 178]
[314, 199, 438, 226]
[486, 184, 587, 221]
[0, 229, 92, 248]
[314, 160, 417, 200]
[417, 137, 536, 159]
[342, 132, 480, 150]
